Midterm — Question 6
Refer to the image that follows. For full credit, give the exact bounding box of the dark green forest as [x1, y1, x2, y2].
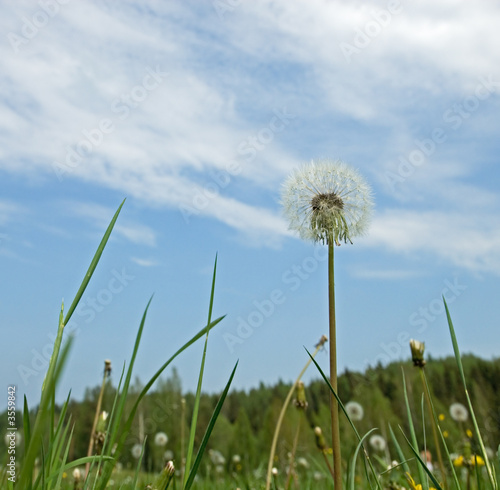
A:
[3, 354, 499, 477]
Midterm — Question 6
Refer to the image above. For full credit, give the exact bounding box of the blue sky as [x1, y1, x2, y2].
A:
[1, 0, 500, 410]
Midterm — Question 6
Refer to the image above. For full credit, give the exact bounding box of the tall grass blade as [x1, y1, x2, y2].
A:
[399, 428, 443, 490]
[421, 371, 461, 489]
[22, 395, 32, 489]
[184, 361, 238, 490]
[401, 368, 427, 489]
[184, 254, 218, 487]
[444, 297, 497, 489]
[389, 424, 411, 475]
[349, 429, 378, 490]
[63, 198, 125, 325]
[18, 331, 73, 488]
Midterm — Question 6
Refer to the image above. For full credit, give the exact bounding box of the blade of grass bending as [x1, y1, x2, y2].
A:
[399, 428, 443, 490]
[306, 348, 382, 490]
[389, 424, 411, 475]
[421, 371, 461, 490]
[184, 361, 238, 490]
[401, 368, 427, 489]
[64, 198, 125, 326]
[184, 254, 218, 487]
[349, 429, 378, 490]
[444, 297, 497, 489]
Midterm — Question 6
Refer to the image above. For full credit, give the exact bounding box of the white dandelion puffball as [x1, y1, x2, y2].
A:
[449, 402, 468, 422]
[345, 401, 364, 421]
[281, 159, 373, 245]
[369, 434, 387, 451]
[131, 443, 143, 459]
[155, 431, 168, 447]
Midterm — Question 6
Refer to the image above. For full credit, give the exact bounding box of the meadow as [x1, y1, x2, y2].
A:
[1, 199, 499, 489]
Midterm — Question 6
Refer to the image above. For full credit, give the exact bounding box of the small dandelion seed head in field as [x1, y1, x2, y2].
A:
[297, 457, 309, 469]
[271, 467, 279, 476]
[281, 159, 373, 245]
[369, 434, 387, 451]
[345, 401, 364, 421]
[154, 431, 168, 447]
[449, 402, 468, 422]
[409, 339, 426, 367]
[209, 449, 225, 465]
[72, 468, 82, 482]
[131, 443, 143, 459]
[232, 454, 241, 464]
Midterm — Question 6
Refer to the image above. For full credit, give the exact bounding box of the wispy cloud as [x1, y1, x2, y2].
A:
[1, 0, 499, 261]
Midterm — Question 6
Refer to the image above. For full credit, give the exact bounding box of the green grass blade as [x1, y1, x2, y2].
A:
[401, 368, 427, 488]
[444, 297, 497, 489]
[306, 348, 382, 490]
[184, 255, 218, 487]
[184, 361, 238, 490]
[95, 296, 153, 489]
[421, 370, 461, 489]
[51, 424, 73, 490]
[131, 439, 147, 490]
[349, 429, 378, 490]
[64, 199, 125, 326]
[22, 395, 32, 490]
[96, 311, 226, 488]
[389, 424, 411, 475]
[399, 427, 443, 490]
[18, 331, 73, 488]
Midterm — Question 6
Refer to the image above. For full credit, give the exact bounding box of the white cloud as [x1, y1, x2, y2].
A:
[365, 209, 500, 274]
[130, 257, 159, 267]
[1, 0, 499, 258]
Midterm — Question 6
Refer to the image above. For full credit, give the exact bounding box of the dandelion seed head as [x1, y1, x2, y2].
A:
[345, 401, 364, 421]
[449, 402, 468, 422]
[131, 443, 143, 459]
[369, 434, 386, 451]
[154, 431, 168, 447]
[281, 159, 373, 245]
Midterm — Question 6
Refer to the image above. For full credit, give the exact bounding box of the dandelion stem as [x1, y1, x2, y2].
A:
[328, 235, 342, 489]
